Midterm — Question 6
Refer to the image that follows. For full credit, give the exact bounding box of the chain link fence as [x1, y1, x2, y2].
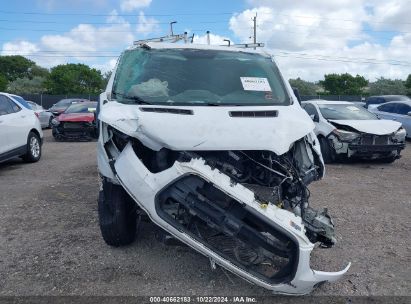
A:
[19, 94, 99, 109]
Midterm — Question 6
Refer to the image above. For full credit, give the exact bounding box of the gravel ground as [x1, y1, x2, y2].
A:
[0, 129, 410, 298]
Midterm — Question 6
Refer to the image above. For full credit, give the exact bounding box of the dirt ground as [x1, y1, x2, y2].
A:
[0, 129, 410, 298]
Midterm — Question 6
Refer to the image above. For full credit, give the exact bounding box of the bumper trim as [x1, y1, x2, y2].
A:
[348, 143, 405, 152]
[112, 142, 350, 295]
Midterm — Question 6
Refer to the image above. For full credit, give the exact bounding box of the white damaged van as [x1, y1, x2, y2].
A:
[96, 42, 350, 295]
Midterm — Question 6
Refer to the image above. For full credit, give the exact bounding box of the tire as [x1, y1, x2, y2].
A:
[319, 136, 336, 164]
[48, 116, 53, 128]
[380, 155, 397, 163]
[98, 179, 138, 247]
[22, 132, 42, 162]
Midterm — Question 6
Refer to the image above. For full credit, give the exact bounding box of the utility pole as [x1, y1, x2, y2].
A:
[252, 14, 257, 49]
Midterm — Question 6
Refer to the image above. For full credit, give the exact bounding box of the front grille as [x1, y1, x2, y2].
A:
[229, 110, 278, 118]
[375, 135, 389, 145]
[63, 122, 83, 129]
[360, 135, 389, 145]
[140, 107, 193, 115]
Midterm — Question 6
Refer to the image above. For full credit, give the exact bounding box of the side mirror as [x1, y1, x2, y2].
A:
[407, 111, 411, 116]
[310, 114, 319, 122]
[292, 87, 301, 104]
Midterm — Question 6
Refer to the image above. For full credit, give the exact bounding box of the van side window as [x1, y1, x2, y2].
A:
[303, 104, 318, 117]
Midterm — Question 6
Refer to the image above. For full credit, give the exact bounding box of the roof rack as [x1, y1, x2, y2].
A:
[229, 43, 265, 49]
[134, 32, 188, 45]
[133, 22, 265, 49]
[134, 21, 189, 45]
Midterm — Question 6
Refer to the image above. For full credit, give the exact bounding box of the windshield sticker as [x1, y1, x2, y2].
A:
[240, 77, 272, 92]
[346, 106, 360, 111]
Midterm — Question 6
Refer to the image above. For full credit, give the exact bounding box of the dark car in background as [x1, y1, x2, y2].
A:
[49, 98, 90, 116]
[51, 102, 97, 141]
[365, 95, 410, 109]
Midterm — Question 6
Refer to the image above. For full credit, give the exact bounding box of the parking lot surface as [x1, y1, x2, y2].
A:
[0, 129, 410, 297]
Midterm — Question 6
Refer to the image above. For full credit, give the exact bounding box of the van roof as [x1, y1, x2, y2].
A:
[129, 42, 271, 57]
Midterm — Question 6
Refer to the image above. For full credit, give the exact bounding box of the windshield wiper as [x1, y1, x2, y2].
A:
[112, 91, 152, 105]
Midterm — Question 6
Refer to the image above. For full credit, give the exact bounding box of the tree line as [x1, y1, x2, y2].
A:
[1, 55, 410, 96]
[290, 73, 411, 96]
[0, 55, 111, 95]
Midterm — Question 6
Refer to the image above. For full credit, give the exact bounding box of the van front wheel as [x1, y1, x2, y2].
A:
[319, 136, 336, 164]
[98, 179, 138, 247]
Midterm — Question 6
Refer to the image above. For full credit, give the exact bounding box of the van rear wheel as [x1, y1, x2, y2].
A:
[98, 178, 138, 247]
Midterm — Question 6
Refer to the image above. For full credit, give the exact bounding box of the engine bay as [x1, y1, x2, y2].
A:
[107, 126, 336, 248]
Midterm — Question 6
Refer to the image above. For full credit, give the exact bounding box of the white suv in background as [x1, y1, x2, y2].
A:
[0, 93, 43, 164]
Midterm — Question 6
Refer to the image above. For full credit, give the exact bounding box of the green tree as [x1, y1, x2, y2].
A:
[29, 65, 49, 78]
[319, 73, 368, 95]
[405, 74, 411, 94]
[289, 78, 318, 95]
[0, 55, 35, 81]
[0, 74, 7, 91]
[45, 63, 104, 94]
[368, 77, 407, 95]
[7, 76, 47, 94]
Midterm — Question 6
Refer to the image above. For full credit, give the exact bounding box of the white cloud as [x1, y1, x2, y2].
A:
[368, 0, 411, 31]
[92, 58, 118, 73]
[228, 1, 411, 81]
[136, 11, 160, 36]
[120, 0, 152, 12]
[1, 41, 39, 56]
[1, 12, 134, 70]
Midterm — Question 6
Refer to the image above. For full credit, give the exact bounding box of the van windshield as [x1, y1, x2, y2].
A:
[112, 48, 290, 106]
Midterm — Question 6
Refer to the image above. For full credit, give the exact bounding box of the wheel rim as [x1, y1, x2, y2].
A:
[30, 136, 40, 158]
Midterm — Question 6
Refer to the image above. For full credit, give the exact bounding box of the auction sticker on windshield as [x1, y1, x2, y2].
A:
[240, 77, 272, 92]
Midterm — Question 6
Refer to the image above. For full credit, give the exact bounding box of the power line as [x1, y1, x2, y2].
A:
[3, 51, 409, 67]
[1, 18, 410, 35]
[1, 9, 411, 26]
[0, 26, 406, 42]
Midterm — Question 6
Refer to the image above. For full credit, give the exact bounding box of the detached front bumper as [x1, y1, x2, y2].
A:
[109, 142, 350, 295]
[348, 143, 405, 153]
[52, 124, 97, 140]
[329, 134, 405, 159]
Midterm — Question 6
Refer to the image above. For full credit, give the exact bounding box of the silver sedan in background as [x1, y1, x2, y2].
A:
[368, 100, 411, 138]
[27, 101, 54, 129]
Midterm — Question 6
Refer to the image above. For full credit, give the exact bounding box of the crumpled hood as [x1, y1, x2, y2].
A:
[99, 101, 315, 155]
[58, 113, 95, 123]
[329, 119, 402, 135]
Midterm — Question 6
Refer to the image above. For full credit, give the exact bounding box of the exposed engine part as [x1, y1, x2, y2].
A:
[156, 175, 298, 284]
[107, 127, 336, 247]
[302, 208, 336, 247]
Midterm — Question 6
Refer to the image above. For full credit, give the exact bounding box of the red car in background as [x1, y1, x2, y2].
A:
[51, 102, 98, 141]
[49, 98, 90, 116]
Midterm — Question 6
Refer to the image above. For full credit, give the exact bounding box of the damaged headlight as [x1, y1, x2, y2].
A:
[332, 129, 359, 142]
[393, 127, 406, 142]
[51, 118, 60, 126]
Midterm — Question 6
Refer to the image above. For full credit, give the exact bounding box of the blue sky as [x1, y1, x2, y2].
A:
[1, 0, 410, 81]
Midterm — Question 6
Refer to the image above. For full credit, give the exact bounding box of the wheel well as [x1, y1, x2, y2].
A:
[29, 129, 42, 144]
